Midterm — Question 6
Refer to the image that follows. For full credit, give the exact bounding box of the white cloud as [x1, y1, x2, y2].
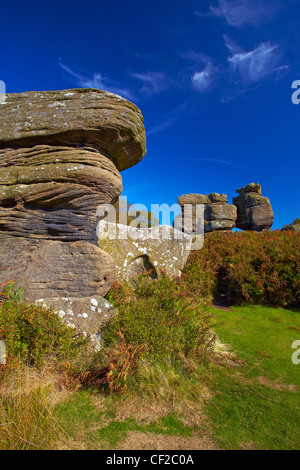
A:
[130, 71, 168, 95]
[191, 63, 215, 92]
[59, 61, 134, 100]
[196, 0, 276, 28]
[228, 42, 281, 84]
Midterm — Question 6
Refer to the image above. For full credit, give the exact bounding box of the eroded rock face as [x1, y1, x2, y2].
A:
[98, 221, 194, 281]
[0, 88, 147, 301]
[0, 145, 122, 242]
[0, 236, 116, 302]
[175, 193, 237, 234]
[233, 183, 274, 231]
[36, 296, 117, 351]
[0, 88, 147, 171]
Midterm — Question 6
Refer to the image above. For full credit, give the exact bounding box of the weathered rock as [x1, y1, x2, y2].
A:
[0, 145, 122, 242]
[177, 193, 228, 206]
[98, 221, 194, 281]
[0, 88, 147, 171]
[233, 183, 274, 231]
[0, 236, 116, 303]
[236, 183, 262, 195]
[175, 193, 237, 233]
[0, 88, 147, 302]
[282, 218, 300, 232]
[204, 203, 237, 233]
[36, 296, 117, 351]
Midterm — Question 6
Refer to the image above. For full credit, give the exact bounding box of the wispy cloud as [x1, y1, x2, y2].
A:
[196, 0, 278, 28]
[191, 65, 214, 92]
[59, 60, 134, 100]
[130, 71, 169, 95]
[182, 52, 216, 93]
[196, 158, 231, 165]
[175, 156, 231, 165]
[227, 41, 281, 84]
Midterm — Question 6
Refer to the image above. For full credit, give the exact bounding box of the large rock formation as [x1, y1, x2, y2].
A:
[233, 183, 274, 231]
[98, 221, 194, 281]
[0, 88, 147, 303]
[174, 193, 237, 234]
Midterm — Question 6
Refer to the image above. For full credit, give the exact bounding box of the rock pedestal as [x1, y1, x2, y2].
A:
[0, 89, 147, 302]
[232, 183, 274, 231]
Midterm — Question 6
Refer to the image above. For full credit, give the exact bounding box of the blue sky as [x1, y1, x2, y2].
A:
[1, 0, 299, 228]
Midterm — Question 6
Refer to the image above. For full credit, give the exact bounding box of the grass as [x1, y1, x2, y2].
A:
[1, 279, 299, 450]
[54, 304, 300, 450]
[205, 305, 300, 450]
[55, 389, 197, 449]
[0, 364, 64, 450]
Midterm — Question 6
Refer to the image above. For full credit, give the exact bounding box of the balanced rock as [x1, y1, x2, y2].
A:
[0, 89, 147, 301]
[174, 193, 237, 234]
[233, 183, 274, 231]
[98, 221, 194, 281]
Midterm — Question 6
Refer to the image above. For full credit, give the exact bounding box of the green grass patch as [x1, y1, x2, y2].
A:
[206, 305, 300, 450]
[55, 389, 195, 449]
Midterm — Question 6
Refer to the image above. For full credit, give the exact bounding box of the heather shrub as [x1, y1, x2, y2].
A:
[102, 275, 215, 393]
[183, 231, 300, 307]
[0, 281, 87, 367]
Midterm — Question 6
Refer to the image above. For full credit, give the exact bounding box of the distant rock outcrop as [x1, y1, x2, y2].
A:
[0, 88, 147, 303]
[232, 183, 274, 231]
[282, 218, 300, 232]
[174, 193, 237, 234]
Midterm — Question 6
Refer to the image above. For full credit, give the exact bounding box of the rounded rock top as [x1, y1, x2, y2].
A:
[0, 88, 147, 172]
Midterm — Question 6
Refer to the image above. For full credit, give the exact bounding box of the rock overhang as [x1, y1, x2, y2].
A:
[0, 88, 147, 172]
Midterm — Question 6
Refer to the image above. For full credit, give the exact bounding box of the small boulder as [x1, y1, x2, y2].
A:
[36, 296, 117, 351]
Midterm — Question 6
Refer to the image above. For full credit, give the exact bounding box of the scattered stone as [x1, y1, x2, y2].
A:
[36, 296, 117, 351]
[98, 221, 194, 282]
[233, 183, 274, 231]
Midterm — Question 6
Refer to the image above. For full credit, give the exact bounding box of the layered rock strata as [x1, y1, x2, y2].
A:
[0, 88, 147, 302]
[232, 183, 274, 231]
[174, 193, 237, 234]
